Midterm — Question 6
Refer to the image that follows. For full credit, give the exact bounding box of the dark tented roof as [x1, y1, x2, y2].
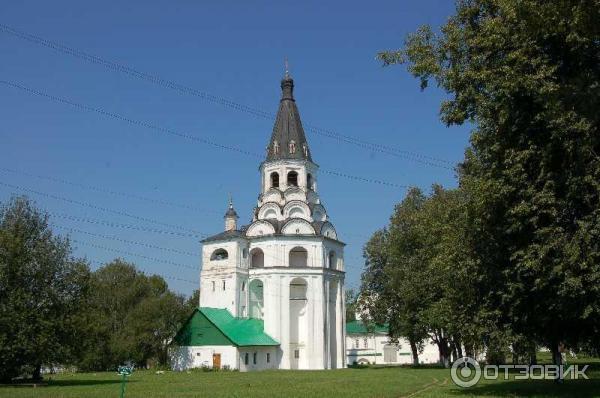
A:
[265, 76, 312, 162]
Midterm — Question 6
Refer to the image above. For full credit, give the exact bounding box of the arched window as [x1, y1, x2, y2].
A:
[244, 353, 249, 365]
[328, 250, 336, 269]
[250, 248, 264, 268]
[270, 172, 279, 189]
[287, 171, 298, 187]
[307, 173, 313, 190]
[210, 248, 228, 261]
[289, 247, 308, 268]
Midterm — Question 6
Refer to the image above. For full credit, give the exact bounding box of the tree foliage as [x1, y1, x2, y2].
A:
[0, 197, 90, 381]
[0, 196, 193, 379]
[77, 260, 190, 371]
[361, 187, 478, 366]
[377, 0, 600, 363]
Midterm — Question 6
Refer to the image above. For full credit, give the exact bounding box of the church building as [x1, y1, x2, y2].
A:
[171, 72, 346, 371]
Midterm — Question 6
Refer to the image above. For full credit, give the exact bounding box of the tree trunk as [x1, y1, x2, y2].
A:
[464, 343, 474, 359]
[529, 348, 537, 365]
[551, 343, 563, 383]
[409, 339, 420, 366]
[437, 340, 451, 368]
[456, 342, 464, 359]
[32, 364, 42, 381]
[451, 344, 458, 363]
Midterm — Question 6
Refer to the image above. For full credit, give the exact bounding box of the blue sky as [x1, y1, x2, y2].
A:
[0, 0, 470, 295]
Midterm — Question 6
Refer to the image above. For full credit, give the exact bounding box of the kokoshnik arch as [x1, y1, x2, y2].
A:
[171, 72, 346, 371]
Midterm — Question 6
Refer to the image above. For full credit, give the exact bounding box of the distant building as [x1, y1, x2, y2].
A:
[171, 72, 345, 371]
[346, 319, 440, 365]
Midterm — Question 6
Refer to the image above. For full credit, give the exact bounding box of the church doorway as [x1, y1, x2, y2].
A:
[383, 344, 398, 363]
[212, 353, 221, 369]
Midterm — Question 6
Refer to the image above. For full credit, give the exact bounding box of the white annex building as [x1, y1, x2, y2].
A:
[171, 73, 346, 371]
[346, 314, 440, 366]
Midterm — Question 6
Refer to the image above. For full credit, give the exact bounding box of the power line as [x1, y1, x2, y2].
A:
[48, 212, 202, 239]
[0, 167, 379, 241]
[88, 260, 198, 286]
[0, 23, 454, 170]
[73, 239, 198, 270]
[0, 180, 206, 237]
[54, 225, 199, 257]
[0, 79, 410, 189]
[0, 167, 220, 216]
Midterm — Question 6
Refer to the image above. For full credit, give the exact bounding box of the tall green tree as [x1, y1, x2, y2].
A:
[0, 196, 90, 381]
[361, 189, 431, 365]
[78, 259, 190, 370]
[380, 0, 600, 366]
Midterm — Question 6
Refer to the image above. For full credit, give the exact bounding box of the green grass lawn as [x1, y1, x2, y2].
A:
[1, 364, 599, 398]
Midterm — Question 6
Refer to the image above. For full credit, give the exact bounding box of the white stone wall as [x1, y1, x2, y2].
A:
[194, 156, 346, 371]
[238, 347, 279, 371]
[346, 334, 441, 365]
[171, 345, 239, 370]
[200, 239, 249, 316]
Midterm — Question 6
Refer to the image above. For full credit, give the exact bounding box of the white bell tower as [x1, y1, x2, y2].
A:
[198, 72, 345, 370]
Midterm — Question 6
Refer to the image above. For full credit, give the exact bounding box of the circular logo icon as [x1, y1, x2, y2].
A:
[451, 357, 481, 388]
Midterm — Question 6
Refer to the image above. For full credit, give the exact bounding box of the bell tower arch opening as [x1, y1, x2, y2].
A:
[287, 171, 298, 187]
[250, 248, 265, 268]
[270, 172, 280, 189]
[289, 247, 308, 268]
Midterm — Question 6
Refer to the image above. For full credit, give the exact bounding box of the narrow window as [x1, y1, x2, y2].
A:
[253, 352, 257, 365]
[363, 338, 368, 348]
[266, 353, 270, 363]
[307, 173, 313, 190]
[355, 339, 359, 349]
[212, 281, 215, 292]
[294, 349, 300, 359]
[241, 281, 246, 291]
[244, 353, 249, 365]
[222, 280, 226, 291]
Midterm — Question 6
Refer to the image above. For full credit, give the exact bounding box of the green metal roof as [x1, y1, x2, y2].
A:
[346, 320, 389, 335]
[174, 307, 279, 347]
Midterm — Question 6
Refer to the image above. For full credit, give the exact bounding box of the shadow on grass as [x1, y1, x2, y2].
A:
[48, 379, 128, 387]
[450, 379, 600, 397]
[348, 364, 445, 370]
